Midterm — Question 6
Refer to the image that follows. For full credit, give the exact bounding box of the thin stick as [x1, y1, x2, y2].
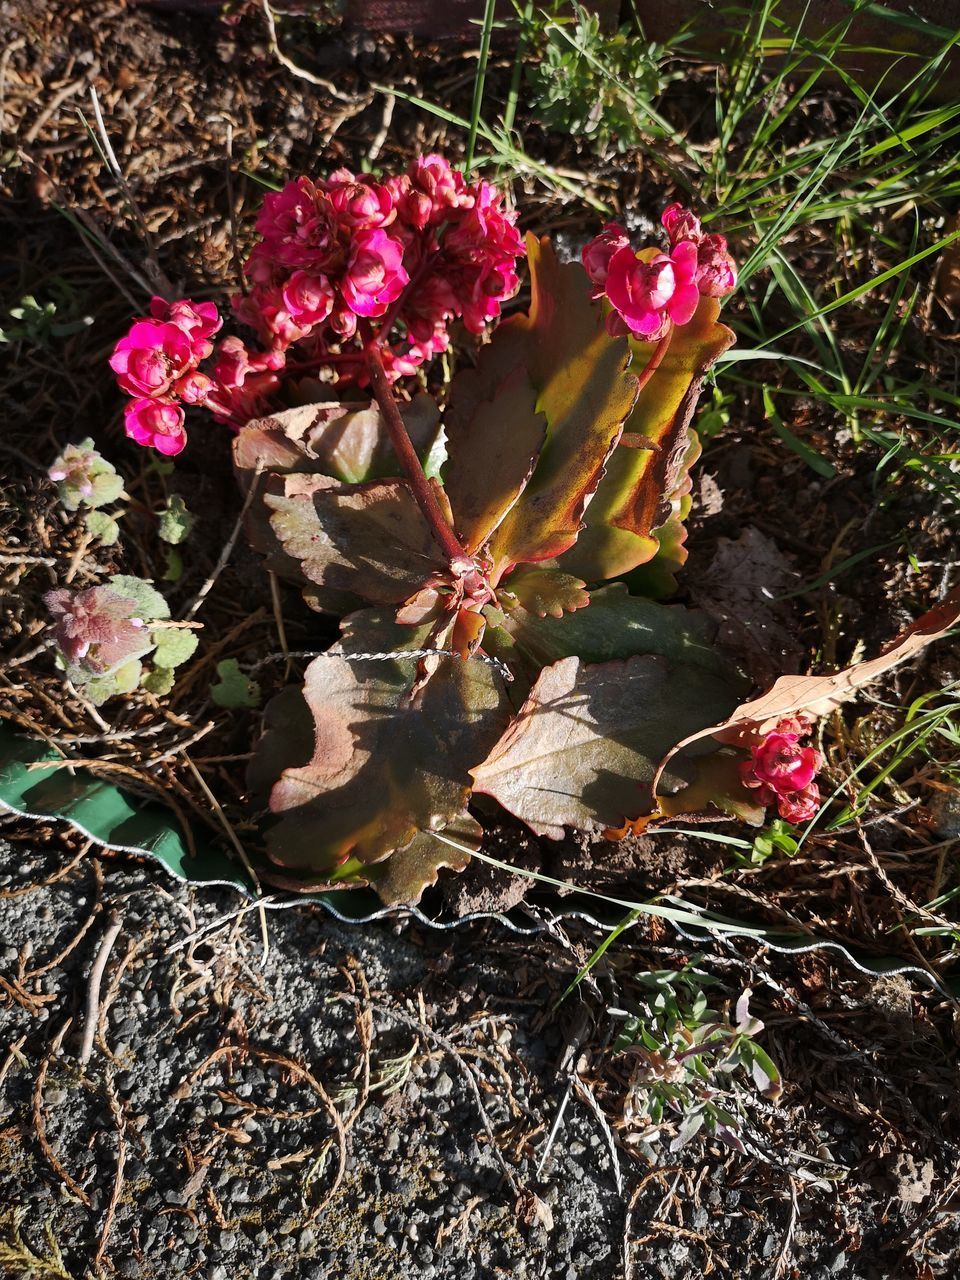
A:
[268, 570, 290, 677]
[34, 1017, 91, 1206]
[79, 911, 123, 1065]
[224, 120, 246, 296]
[362, 998, 524, 1198]
[94, 1072, 128, 1268]
[367, 92, 395, 165]
[85, 86, 172, 295]
[64, 677, 112, 734]
[259, 0, 359, 102]
[364, 341, 467, 565]
[182, 465, 263, 620]
[180, 753, 269, 960]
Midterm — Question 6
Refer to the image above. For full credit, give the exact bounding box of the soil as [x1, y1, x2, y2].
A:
[3, 835, 960, 1280]
[2, 2, 960, 1277]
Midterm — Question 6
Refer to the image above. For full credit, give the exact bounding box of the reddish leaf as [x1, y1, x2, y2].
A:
[445, 235, 639, 577]
[238, 392, 441, 487]
[266, 476, 444, 606]
[257, 611, 512, 884]
[370, 813, 483, 905]
[445, 364, 547, 554]
[471, 653, 743, 839]
[561, 296, 733, 582]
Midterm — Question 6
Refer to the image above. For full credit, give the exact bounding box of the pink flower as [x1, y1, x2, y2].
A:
[45, 585, 148, 671]
[660, 203, 737, 299]
[328, 303, 359, 342]
[281, 271, 335, 327]
[661, 202, 702, 244]
[605, 241, 699, 340]
[109, 320, 193, 398]
[582, 222, 630, 297]
[341, 228, 409, 318]
[149, 296, 222, 361]
[123, 398, 187, 455]
[325, 169, 396, 229]
[256, 177, 337, 270]
[460, 259, 520, 333]
[740, 719, 824, 824]
[778, 784, 820, 824]
[205, 337, 284, 424]
[694, 235, 738, 297]
[173, 370, 214, 405]
[746, 731, 821, 793]
[400, 154, 471, 229]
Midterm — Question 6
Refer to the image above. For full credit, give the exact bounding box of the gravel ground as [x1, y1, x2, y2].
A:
[2, 835, 959, 1280]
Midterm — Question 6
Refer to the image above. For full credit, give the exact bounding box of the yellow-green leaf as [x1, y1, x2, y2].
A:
[560, 296, 733, 582]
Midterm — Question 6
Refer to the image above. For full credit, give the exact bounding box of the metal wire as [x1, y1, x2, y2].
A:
[251, 647, 514, 682]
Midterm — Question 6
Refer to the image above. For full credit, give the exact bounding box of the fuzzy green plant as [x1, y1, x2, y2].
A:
[615, 964, 781, 1153]
[48, 438, 124, 546]
[44, 575, 198, 704]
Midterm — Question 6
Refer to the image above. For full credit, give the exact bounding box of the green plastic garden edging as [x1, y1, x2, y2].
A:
[1, 725, 956, 993]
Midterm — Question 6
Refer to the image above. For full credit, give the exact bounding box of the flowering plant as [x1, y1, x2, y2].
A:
[98, 155, 826, 903]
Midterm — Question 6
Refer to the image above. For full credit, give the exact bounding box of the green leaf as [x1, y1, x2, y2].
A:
[444, 361, 547, 554]
[211, 658, 262, 709]
[498, 567, 590, 619]
[50, 438, 122, 511]
[163, 547, 184, 583]
[266, 476, 444, 607]
[158, 494, 194, 545]
[84, 510, 120, 546]
[75, 658, 143, 705]
[501, 583, 744, 683]
[88, 471, 124, 508]
[471, 653, 743, 839]
[150, 627, 199, 670]
[141, 666, 175, 696]
[254, 609, 511, 894]
[444, 235, 638, 574]
[560, 296, 734, 582]
[109, 575, 169, 622]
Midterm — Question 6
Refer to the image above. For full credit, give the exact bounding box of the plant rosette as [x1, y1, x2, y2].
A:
[95, 159, 957, 906]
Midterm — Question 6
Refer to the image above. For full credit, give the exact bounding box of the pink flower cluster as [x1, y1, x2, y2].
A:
[740, 716, 823, 824]
[109, 298, 223, 455]
[233, 156, 524, 379]
[109, 157, 524, 455]
[582, 204, 737, 341]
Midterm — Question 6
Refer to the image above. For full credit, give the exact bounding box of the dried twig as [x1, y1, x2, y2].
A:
[94, 1071, 128, 1268]
[180, 752, 269, 959]
[361, 997, 525, 1198]
[181, 465, 263, 620]
[79, 911, 123, 1066]
[259, 0, 361, 101]
[33, 1017, 91, 1206]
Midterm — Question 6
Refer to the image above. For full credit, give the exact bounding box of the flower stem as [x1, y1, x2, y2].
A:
[634, 327, 673, 394]
[363, 338, 467, 565]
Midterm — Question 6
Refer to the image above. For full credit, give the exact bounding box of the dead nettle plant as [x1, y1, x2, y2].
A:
[67, 155, 957, 903]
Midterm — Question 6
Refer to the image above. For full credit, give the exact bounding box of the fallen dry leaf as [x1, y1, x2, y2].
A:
[651, 585, 960, 803]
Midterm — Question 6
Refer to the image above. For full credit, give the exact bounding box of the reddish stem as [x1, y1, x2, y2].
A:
[634, 327, 673, 394]
[284, 351, 367, 375]
[362, 335, 468, 565]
